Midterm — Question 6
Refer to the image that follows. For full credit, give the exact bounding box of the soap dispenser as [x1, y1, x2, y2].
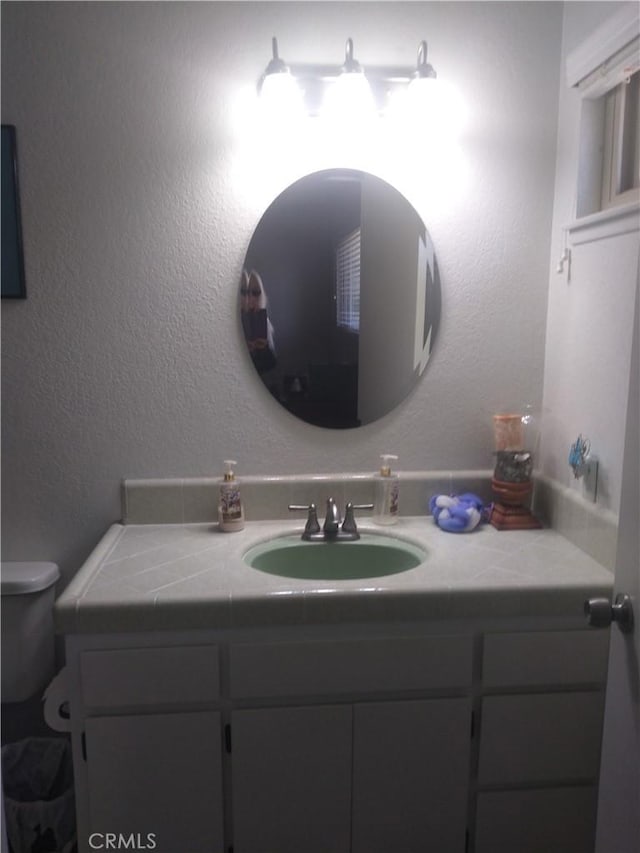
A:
[218, 460, 245, 532]
[373, 454, 399, 525]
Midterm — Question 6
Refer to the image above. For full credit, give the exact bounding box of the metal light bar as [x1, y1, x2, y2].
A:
[259, 37, 438, 116]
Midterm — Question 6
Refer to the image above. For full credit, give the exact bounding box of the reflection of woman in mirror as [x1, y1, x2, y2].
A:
[240, 269, 276, 373]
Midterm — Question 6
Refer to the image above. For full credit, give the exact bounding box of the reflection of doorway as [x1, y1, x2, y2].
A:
[358, 175, 426, 423]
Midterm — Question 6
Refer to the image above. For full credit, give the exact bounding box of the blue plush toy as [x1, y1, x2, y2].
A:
[429, 493, 485, 533]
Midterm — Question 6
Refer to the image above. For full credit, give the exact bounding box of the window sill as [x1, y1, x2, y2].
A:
[567, 201, 640, 245]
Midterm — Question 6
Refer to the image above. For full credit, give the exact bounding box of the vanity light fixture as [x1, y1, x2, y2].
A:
[397, 38, 447, 126]
[258, 36, 440, 118]
[323, 38, 376, 119]
[258, 37, 304, 117]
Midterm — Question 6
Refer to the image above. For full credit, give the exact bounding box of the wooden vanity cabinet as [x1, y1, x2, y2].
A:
[350, 697, 472, 853]
[475, 629, 610, 853]
[231, 703, 353, 853]
[84, 711, 223, 853]
[229, 634, 473, 853]
[70, 642, 225, 853]
[65, 624, 609, 853]
[230, 697, 472, 853]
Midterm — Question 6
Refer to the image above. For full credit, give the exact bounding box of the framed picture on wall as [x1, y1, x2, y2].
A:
[1, 124, 27, 298]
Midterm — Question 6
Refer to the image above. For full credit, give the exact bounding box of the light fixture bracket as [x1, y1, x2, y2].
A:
[341, 37, 363, 74]
[413, 40, 437, 80]
[262, 37, 290, 81]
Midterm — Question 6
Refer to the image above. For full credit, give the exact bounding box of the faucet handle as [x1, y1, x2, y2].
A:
[342, 502, 374, 536]
[289, 503, 321, 536]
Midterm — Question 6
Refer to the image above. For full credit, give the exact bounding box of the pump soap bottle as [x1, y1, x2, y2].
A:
[218, 460, 245, 532]
[373, 454, 399, 525]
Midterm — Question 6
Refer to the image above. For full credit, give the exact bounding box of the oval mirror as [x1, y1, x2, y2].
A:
[240, 169, 441, 428]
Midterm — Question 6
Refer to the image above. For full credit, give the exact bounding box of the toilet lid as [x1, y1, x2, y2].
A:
[1, 562, 60, 595]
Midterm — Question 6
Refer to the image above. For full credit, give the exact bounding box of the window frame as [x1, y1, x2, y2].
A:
[600, 70, 639, 211]
[566, 6, 640, 244]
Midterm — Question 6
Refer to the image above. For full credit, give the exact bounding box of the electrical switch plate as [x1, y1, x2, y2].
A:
[583, 455, 599, 502]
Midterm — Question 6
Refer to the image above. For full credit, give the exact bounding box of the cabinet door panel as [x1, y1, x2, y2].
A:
[478, 692, 604, 785]
[232, 705, 352, 853]
[475, 787, 598, 853]
[483, 631, 609, 688]
[230, 635, 473, 698]
[81, 645, 220, 707]
[352, 698, 472, 853]
[85, 711, 223, 853]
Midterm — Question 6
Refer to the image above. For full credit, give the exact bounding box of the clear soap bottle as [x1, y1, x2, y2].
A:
[373, 454, 399, 525]
[218, 460, 245, 532]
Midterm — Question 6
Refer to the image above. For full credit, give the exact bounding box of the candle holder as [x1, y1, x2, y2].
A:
[489, 412, 541, 530]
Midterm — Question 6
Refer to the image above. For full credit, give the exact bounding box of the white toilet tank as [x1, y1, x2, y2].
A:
[1, 562, 60, 703]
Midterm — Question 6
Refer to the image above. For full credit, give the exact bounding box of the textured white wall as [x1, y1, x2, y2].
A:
[1, 2, 561, 584]
[540, 1, 640, 513]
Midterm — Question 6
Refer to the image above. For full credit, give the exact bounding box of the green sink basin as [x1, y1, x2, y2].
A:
[244, 534, 426, 580]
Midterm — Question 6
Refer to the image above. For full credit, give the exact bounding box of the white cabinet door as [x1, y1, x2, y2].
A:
[475, 787, 598, 853]
[231, 705, 352, 853]
[85, 711, 224, 853]
[352, 698, 472, 853]
[478, 693, 604, 786]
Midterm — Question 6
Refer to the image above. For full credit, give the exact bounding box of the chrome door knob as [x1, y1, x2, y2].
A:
[584, 594, 634, 633]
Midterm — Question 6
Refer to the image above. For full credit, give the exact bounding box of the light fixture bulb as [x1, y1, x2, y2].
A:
[259, 37, 304, 120]
[322, 37, 375, 121]
[399, 39, 445, 128]
[260, 72, 304, 118]
[406, 74, 439, 107]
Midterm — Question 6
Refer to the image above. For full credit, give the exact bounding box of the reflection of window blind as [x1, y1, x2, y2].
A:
[336, 228, 361, 332]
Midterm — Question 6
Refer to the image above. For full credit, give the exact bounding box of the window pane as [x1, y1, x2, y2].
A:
[336, 228, 361, 332]
[619, 70, 639, 194]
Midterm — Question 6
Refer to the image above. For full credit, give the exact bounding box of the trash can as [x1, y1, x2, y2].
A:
[2, 737, 76, 853]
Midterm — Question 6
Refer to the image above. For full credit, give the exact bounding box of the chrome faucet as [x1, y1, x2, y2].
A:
[323, 497, 341, 535]
[289, 498, 373, 541]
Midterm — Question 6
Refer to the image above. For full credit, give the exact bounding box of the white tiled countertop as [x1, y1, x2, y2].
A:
[55, 518, 614, 633]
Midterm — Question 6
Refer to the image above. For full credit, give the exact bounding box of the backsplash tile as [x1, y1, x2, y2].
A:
[123, 471, 617, 571]
[397, 472, 454, 516]
[181, 478, 218, 523]
[450, 471, 495, 505]
[124, 479, 185, 524]
[533, 475, 617, 571]
[124, 471, 495, 526]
